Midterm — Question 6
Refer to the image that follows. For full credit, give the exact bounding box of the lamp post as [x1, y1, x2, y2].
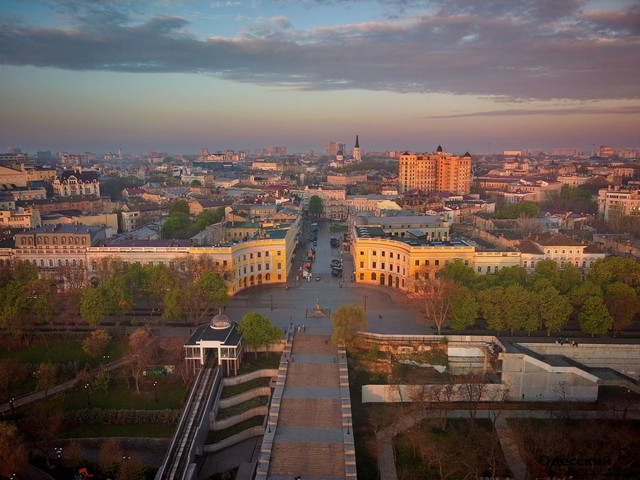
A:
[363, 294, 368, 312]
[270, 294, 273, 311]
[9, 397, 14, 419]
[84, 383, 91, 406]
[54, 447, 62, 460]
[153, 381, 158, 403]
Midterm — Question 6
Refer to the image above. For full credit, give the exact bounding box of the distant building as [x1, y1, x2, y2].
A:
[53, 168, 100, 197]
[398, 146, 472, 194]
[326, 142, 346, 157]
[598, 186, 640, 220]
[353, 135, 362, 162]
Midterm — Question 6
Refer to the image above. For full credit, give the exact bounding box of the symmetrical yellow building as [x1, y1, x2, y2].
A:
[398, 146, 472, 194]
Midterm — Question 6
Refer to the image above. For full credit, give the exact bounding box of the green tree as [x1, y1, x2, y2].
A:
[587, 257, 640, 288]
[237, 312, 282, 359]
[308, 195, 324, 216]
[604, 282, 640, 333]
[578, 295, 613, 336]
[449, 286, 478, 331]
[569, 280, 602, 308]
[144, 263, 175, 307]
[494, 266, 529, 287]
[534, 286, 573, 335]
[170, 199, 190, 216]
[331, 305, 367, 349]
[532, 259, 560, 287]
[439, 260, 478, 289]
[101, 276, 134, 319]
[82, 329, 112, 358]
[557, 262, 583, 294]
[162, 212, 190, 238]
[163, 270, 228, 325]
[190, 179, 202, 187]
[477, 286, 507, 331]
[94, 367, 112, 394]
[79, 287, 107, 326]
[502, 285, 536, 334]
[493, 201, 540, 219]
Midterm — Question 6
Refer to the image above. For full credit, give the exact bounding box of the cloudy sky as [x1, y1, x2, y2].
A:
[1, 0, 639, 155]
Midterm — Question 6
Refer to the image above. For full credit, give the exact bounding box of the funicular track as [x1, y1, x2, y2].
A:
[157, 355, 219, 480]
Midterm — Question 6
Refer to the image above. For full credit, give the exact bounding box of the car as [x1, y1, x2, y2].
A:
[315, 275, 321, 281]
[331, 259, 342, 267]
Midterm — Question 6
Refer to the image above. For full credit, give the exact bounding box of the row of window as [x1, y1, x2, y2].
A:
[19, 236, 88, 246]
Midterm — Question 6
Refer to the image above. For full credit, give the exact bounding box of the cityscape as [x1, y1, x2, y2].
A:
[1, 1, 640, 480]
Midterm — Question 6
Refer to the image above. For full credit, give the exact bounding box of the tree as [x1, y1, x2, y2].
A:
[449, 286, 478, 331]
[237, 312, 282, 359]
[34, 362, 56, 400]
[170, 199, 190, 215]
[164, 270, 228, 325]
[588, 257, 640, 288]
[0, 422, 27, 477]
[162, 212, 190, 238]
[79, 287, 107, 326]
[438, 259, 478, 289]
[144, 263, 175, 308]
[579, 295, 613, 336]
[98, 438, 123, 477]
[82, 329, 112, 358]
[477, 286, 508, 331]
[308, 195, 324, 216]
[533, 286, 573, 335]
[128, 329, 154, 393]
[493, 201, 540, 219]
[412, 273, 458, 334]
[557, 262, 583, 295]
[502, 285, 536, 334]
[331, 305, 367, 349]
[604, 282, 640, 333]
[101, 276, 134, 319]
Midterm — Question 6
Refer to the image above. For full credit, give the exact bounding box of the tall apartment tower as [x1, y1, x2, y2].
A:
[353, 135, 362, 162]
[398, 146, 472, 194]
[326, 142, 346, 157]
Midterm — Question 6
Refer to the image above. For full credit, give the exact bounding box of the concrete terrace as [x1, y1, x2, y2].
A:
[256, 321, 356, 480]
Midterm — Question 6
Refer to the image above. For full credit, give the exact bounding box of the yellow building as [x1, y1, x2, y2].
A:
[351, 215, 520, 290]
[398, 146, 472, 194]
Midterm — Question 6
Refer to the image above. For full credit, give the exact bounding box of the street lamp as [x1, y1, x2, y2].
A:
[270, 294, 273, 311]
[9, 397, 14, 418]
[84, 383, 91, 406]
[54, 447, 62, 459]
[153, 381, 158, 403]
[363, 294, 368, 311]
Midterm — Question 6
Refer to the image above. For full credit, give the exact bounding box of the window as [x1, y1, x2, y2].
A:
[223, 260, 228, 266]
[360, 261, 364, 268]
[486, 266, 490, 272]
[277, 251, 281, 256]
[464, 260, 469, 265]
[243, 267, 247, 274]
[372, 273, 377, 281]
[360, 273, 364, 280]
[360, 251, 364, 256]
[425, 260, 430, 265]
[381, 263, 385, 269]
[435, 260, 440, 266]
[382, 251, 386, 257]
[49, 259, 53, 267]
[265, 251, 269, 257]
[250, 253, 253, 259]
[478, 266, 482, 272]
[257, 252, 261, 258]
[250, 265, 254, 272]
[58, 260, 62, 266]
[277, 262, 282, 269]
[277, 274, 282, 280]
[415, 260, 420, 266]
[373, 250, 377, 256]
[266, 263, 270, 270]
[372, 262, 376, 269]
[258, 264, 262, 271]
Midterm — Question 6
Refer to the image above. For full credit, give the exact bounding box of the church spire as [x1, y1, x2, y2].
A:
[355, 134, 360, 148]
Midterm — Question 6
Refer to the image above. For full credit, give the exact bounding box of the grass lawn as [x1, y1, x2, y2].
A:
[220, 377, 270, 399]
[0, 336, 128, 367]
[49, 380, 188, 410]
[215, 396, 268, 420]
[61, 423, 176, 438]
[206, 416, 264, 444]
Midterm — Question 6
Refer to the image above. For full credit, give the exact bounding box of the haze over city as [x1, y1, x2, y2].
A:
[1, 0, 639, 155]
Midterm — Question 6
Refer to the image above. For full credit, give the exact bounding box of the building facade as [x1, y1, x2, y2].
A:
[398, 146, 472, 194]
[598, 186, 640, 221]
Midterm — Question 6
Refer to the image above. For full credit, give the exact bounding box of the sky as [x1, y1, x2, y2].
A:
[1, 0, 639, 156]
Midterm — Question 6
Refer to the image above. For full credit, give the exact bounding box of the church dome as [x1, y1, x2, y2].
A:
[436, 145, 443, 153]
[210, 312, 231, 329]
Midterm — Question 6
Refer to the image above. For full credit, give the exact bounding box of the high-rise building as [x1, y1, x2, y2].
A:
[398, 146, 472, 194]
[353, 135, 362, 162]
[326, 142, 345, 157]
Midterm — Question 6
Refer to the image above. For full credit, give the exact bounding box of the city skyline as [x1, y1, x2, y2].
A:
[1, 0, 639, 155]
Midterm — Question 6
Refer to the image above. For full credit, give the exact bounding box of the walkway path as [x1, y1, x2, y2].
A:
[260, 320, 356, 480]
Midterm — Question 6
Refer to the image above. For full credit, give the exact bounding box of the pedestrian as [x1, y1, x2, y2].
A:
[303, 324, 306, 332]
[379, 313, 382, 319]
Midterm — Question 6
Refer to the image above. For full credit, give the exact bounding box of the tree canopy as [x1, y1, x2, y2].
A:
[237, 312, 282, 359]
[493, 201, 540, 219]
[331, 305, 367, 348]
[308, 195, 324, 216]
